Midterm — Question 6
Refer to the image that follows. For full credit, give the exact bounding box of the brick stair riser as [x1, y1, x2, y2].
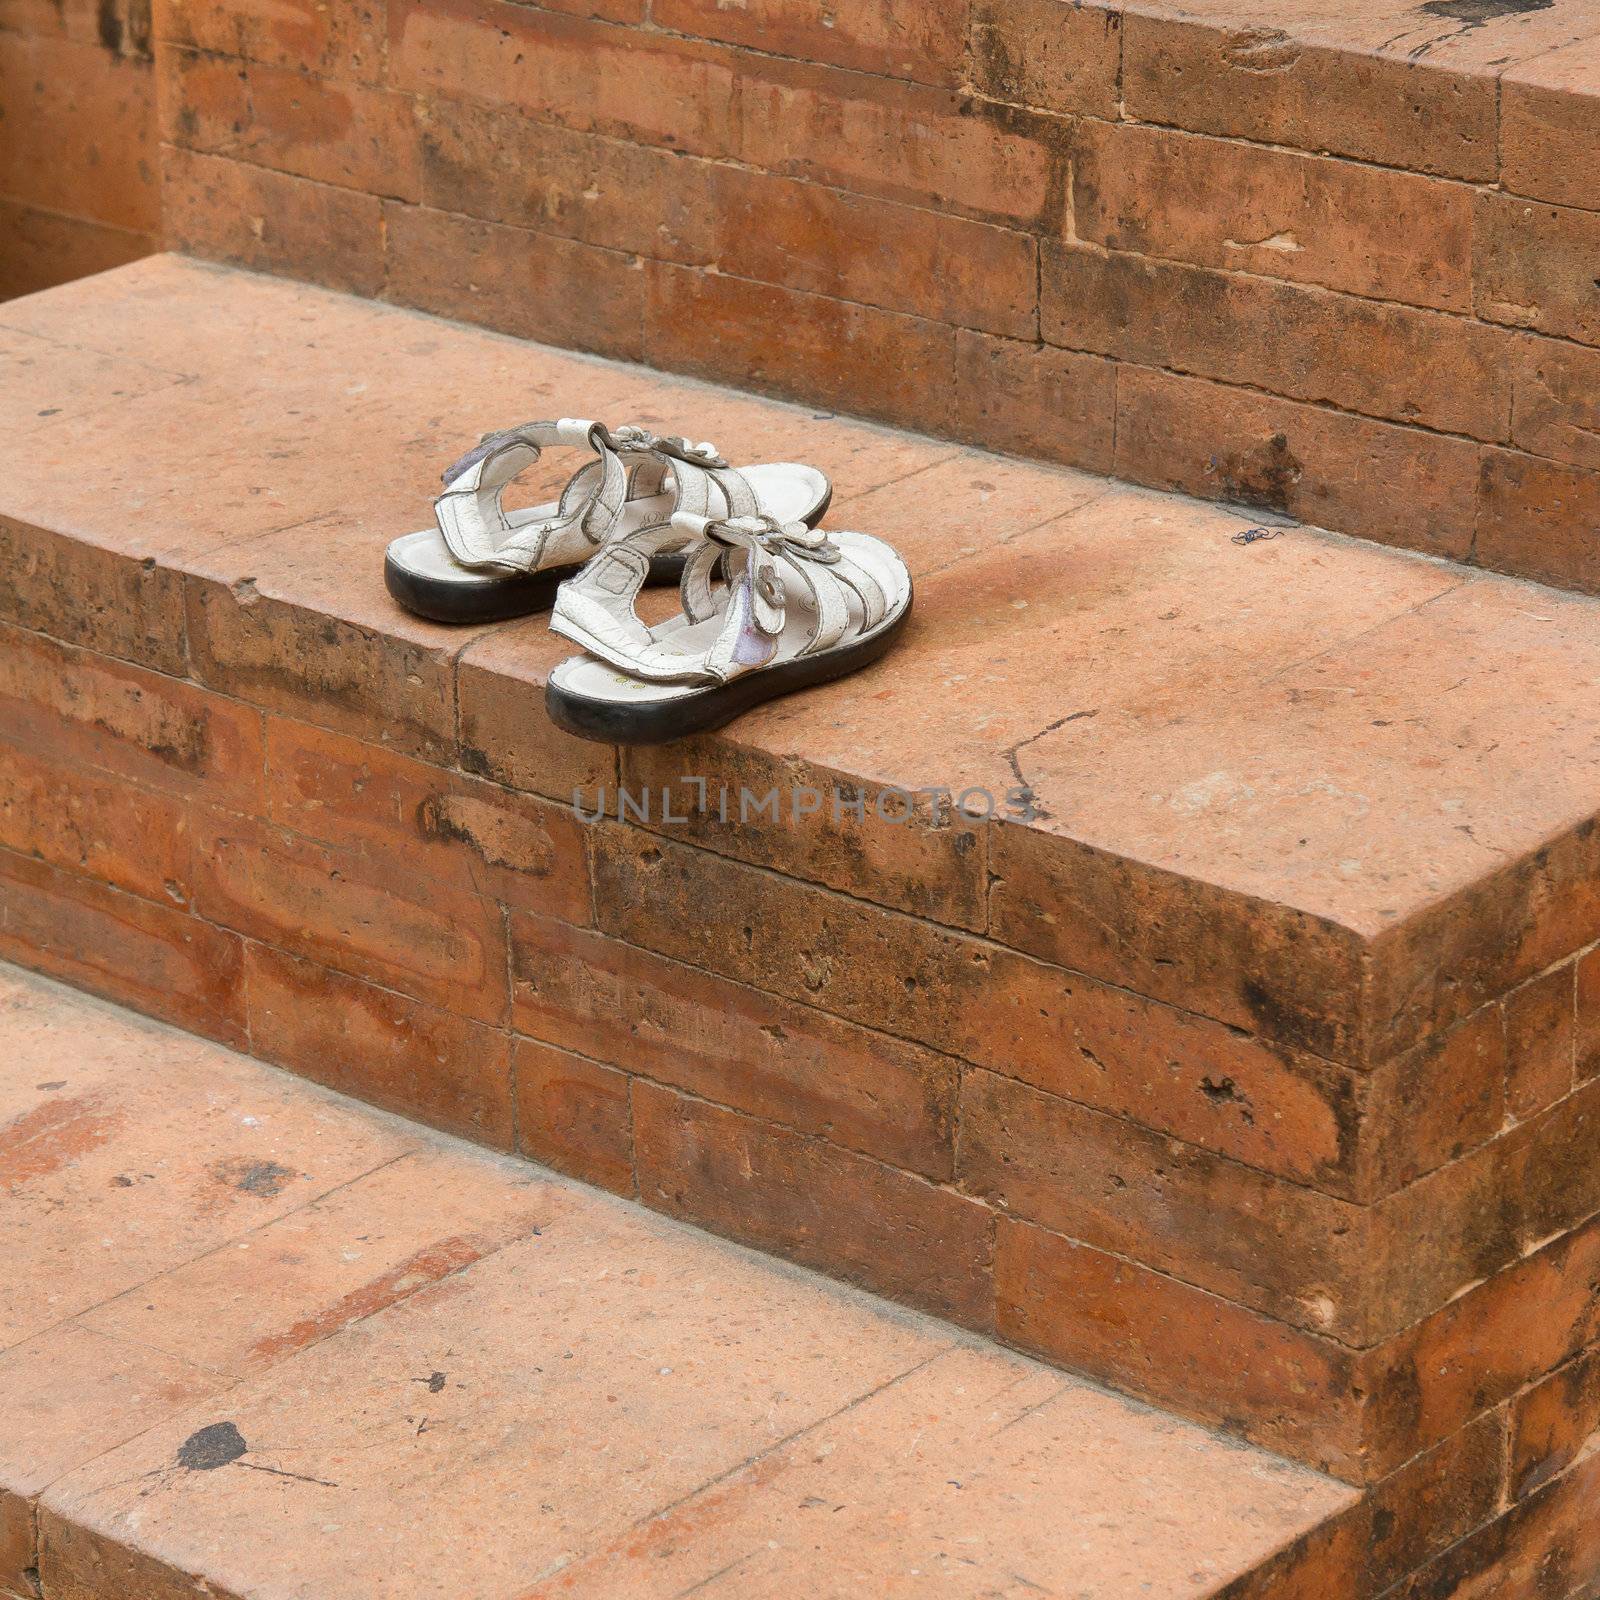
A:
[4, 588, 1600, 1498]
[92, 0, 1600, 595]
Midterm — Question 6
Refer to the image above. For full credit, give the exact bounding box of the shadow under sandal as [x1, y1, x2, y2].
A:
[384, 418, 831, 624]
[545, 507, 914, 745]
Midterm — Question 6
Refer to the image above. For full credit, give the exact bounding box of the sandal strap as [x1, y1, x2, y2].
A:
[434, 417, 625, 573]
[433, 420, 733, 575]
[553, 509, 862, 687]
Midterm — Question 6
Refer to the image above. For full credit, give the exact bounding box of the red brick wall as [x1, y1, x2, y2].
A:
[0, 0, 159, 297]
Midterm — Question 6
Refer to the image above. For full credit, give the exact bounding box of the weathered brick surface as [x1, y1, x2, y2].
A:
[1502, 36, 1600, 212]
[161, 147, 384, 296]
[191, 809, 510, 1023]
[633, 1080, 995, 1329]
[0, 32, 158, 239]
[263, 717, 591, 924]
[1114, 364, 1485, 561]
[0, 847, 247, 1046]
[0, 516, 187, 674]
[510, 1036, 634, 1195]
[383, 203, 646, 362]
[994, 1215, 1365, 1477]
[1120, 12, 1498, 180]
[1504, 963, 1577, 1122]
[245, 942, 516, 1147]
[1044, 244, 1511, 443]
[1073, 119, 1475, 313]
[0, 621, 263, 808]
[5, 0, 1597, 588]
[158, 46, 422, 200]
[12, 259, 1600, 1600]
[508, 912, 960, 1180]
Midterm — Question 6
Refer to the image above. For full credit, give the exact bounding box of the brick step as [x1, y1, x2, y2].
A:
[5, 260, 1600, 1589]
[132, 0, 1600, 593]
[0, 961, 1362, 1600]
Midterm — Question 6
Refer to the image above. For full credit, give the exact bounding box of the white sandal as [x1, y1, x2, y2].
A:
[384, 419, 831, 624]
[544, 490, 913, 745]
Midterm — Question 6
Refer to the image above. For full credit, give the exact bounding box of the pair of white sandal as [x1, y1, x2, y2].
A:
[385, 419, 914, 746]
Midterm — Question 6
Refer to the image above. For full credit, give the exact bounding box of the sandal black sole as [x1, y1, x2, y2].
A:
[386, 484, 834, 626]
[544, 591, 914, 746]
[384, 551, 691, 625]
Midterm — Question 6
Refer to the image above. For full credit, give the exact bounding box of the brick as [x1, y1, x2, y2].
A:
[0, 742, 191, 908]
[987, 814, 1368, 1063]
[1391, 1447, 1600, 1599]
[1580, 945, 1600, 1083]
[1502, 37, 1600, 212]
[0, 200, 151, 301]
[384, 203, 645, 363]
[1504, 964, 1576, 1121]
[1475, 191, 1600, 348]
[1475, 448, 1600, 597]
[952, 332, 1116, 472]
[159, 46, 421, 200]
[643, 262, 957, 430]
[994, 1217, 1362, 1479]
[162, 146, 384, 296]
[182, 557, 461, 765]
[656, 0, 967, 83]
[1368, 1077, 1600, 1348]
[0, 847, 246, 1046]
[619, 736, 989, 931]
[633, 1081, 994, 1328]
[454, 619, 617, 804]
[1220, 1410, 1506, 1599]
[1358, 1412, 1508, 1597]
[263, 718, 591, 923]
[1114, 363, 1483, 560]
[1122, 13, 1496, 181]
[967, 0, 1121, 116]
[1359, 1005, 1507, 1198]
[1508, 333, 1600, 474]
[416, 100, 713, 259]
[1074, 120, 1474, 313]
[508, 910, 958, 1178]
[1509, 1344, 1600, 1502]
[737, 56, 1057, 227]
[703, 164, 1038, 340]
[0, 33, 158, 233]
[593, 825, 1374, 1190]
[1367, 1210, 1600, 1475]
[152, 0, 385, 81]
[512, 1036, 634, 1195]
[1359, 789, 1600, 1064]
[0, 621, 263, 807]
[389, 0, 736, 156]
[959, 1069, 1365, 1337]
[1044, 244, 1511, 442]
[244, 943, 514, 1147]
[190, 812, 508, 1023]
[0, 515, 186, 674]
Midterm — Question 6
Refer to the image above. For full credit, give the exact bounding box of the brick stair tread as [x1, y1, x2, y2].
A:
[0, 961, 1354, 1600]
[5, 256, 1600, 1070]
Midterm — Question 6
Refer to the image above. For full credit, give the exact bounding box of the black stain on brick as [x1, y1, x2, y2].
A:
[177, 1421, 248, 1471]
[1210, 433, 1302, 515]
[1420, 0, 1551, 21]
[213, 1157, 296, 1197]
